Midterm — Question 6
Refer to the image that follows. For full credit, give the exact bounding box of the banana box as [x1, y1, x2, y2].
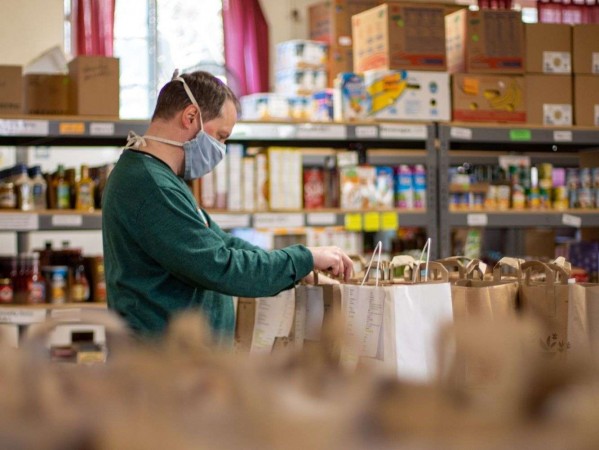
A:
[364, 70, 450, 121]
[452, 74, 526, 123]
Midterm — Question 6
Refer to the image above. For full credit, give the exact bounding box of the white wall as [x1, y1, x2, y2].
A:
[0, 0, 64, 65]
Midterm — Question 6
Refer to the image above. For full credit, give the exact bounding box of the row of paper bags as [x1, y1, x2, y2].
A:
[234, 254, 599, 382]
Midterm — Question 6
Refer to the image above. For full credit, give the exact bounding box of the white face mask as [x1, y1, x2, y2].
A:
[126, 70, 227, 180]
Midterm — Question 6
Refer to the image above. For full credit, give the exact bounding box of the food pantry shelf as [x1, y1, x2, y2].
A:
[449, 210, 599, 228]
[0, 302, 106, 326]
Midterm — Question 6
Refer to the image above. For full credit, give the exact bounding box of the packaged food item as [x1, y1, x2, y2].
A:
[275, 69, 328, 96]
[303, 167, 326, 209]
[0, 278, 13, 304]
[395, 165, 414, 209]
[276, 40, 328, 71]
[42, 266, 68, 304]
[333, 73, 367, 122]
[311, 90, 334, 122]
[340, 166, 361, 209]
[412, 165, 427, 209]
[357, 166, 377, 209]
[375, 167, 394, 208]
[75, 164, 95, 212]
[240, 93, 290, 120]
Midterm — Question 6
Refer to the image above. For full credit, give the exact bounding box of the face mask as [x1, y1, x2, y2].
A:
[125, 70, 227, 180]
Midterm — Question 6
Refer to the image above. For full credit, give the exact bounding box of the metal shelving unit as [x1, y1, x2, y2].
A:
[0, 118, 438, 256]
[438, 123, 599, 258]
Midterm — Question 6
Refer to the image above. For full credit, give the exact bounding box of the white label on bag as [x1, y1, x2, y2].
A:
[593, 53, 599, 74]
[562, 214, 582, 228]
[355, 125, 378, 139]
[305, 286, 325, 341]
[0, 119, 49, 136]
[90, 122, 115, 136]
[250, 290, 296, 354]
[467, 213, 488, 226]
[543, 104, 572, 126]
[379, 124, 427, 140]
[341, 285, 384, 359]
[0, 213, 38, 231]
[553, 130, 572, 142]
[543, 51, 571, 73]
[450, 127, 472, 140]
[51, 215, 83, 227]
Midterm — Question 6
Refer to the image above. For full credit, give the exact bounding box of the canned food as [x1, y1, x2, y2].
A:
[42, 266, 68, 304]
[0, 278, 13, 304]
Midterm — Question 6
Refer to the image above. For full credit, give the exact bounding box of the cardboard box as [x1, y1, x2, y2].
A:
[525, 24, 572, 74]
[309, 0, 381, 47]
[446, 8, 467, 73]
[24, 74, 70, 115]
[333, 72, 368, 121]
[328, 45, 354, 87]
[525, 75, 572, 125]
[364, 69, 451, 121]
[466, 10, 524, 74]
[452, 73, 526, 123]
[0, 66, 23, 114]
[352, 3, 448, 72]
[68, 56, 119, 117]
[574, 75, 599, 126]
[573, 24, 599, 74]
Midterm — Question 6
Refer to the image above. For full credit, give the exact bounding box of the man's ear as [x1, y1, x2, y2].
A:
[181, 104, 198, 129]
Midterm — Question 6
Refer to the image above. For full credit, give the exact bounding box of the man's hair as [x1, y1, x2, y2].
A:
[151, 71, 240, 122]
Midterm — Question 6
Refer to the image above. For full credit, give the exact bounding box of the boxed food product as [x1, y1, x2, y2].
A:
[309, 0, 382, 47]
[395, 165, 414, 209]
[333, 72, 368, 122]
[274, 69, 328, 96]
[452, 74, 526, 123]
[242, 157, 255, 211]
[466, 10, 524, 74]
[572, 24, 599, 74]
[268, 148, 302, 210]
[303, 167, 326, 209]
[364, 69, 450, 121]
[525, 74, 572, 126]
[312, 90, 334, 121]
[288, 96, 312, 121]
[240, 93, 290, 120]
[375, 166, 394, 208]
[412, 164, 427, 209]
[352, 3, 449, 72]
[340, 165, 361, 209]
[23, 74, 70, 115]
[574, 75, 599, 126]
[358, 166, 377, 208]
[0, 65, 23, 114]
[446, 8, 467, 74]
[525, 24, 572, 74]
[68, 56, 119, 117]
[276, 40, 328, 71]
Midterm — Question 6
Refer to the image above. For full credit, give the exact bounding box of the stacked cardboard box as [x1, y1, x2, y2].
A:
[573, 24, 599, 126]
[525, 24, 573, 126]
[0, 66, 23, 114]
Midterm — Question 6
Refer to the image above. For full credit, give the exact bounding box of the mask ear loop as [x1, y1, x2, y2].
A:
[171, 68, 204, 130]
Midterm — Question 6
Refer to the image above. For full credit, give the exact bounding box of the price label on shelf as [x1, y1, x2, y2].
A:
[449, 127, 473, 140]
[90, 122, 115, 136]
[363, 212, 381, 232]
[306, 212, 337, 226]
[467, 213, 488, 227]
[553, 130, 572, 142]
[59, 122, 85, 135]
[51, 215, 83, 227]
[379, 124, 427, 140]
[355, 125, 378, 139]
[562, 214, 582, 228]
[296, 124, 346, 140]
[344, 213, 362, 231]
[0, 308, 46, 325]
[253, 213, 304, 229]
[509, 129, 532, 141]
[210, 214, 251, 229]
[0, 213, 38, 231]
[381, 212, 399, 231]
[0, 119, 49, 136]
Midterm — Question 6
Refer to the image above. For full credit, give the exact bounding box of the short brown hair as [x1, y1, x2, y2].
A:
[152, 71, 240, 122]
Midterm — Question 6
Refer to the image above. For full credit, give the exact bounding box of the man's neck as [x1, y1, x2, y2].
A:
[137, 122, 186, 176]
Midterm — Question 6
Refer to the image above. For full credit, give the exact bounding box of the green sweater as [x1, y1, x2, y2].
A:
[102, 149, 314, 344]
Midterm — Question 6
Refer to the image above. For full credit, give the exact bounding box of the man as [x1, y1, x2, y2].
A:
[102, 70, 353, 345]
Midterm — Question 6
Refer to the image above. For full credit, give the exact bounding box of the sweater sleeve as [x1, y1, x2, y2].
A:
[135, 187, 313, 297]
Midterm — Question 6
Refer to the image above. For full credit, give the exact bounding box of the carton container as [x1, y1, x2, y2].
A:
[452, 73, 526, 123]
[525, 23, 572, 74]
[525, 74, 572, 126]
[68, 56, 119, 117]
[274, 69, 328, 96]
[465, 10, 524, 74]
[572, 24, 599, 74]
[364, 69, 450, 121]
[309, 0, 382, 47]
[333, 72, 368, 122]
[0, 66, 23, 114]
[240, 93, 290, 120]
[574, 75, 599, 126]
[352, 3, 449, 72]
[24, 74, 70, 115]
[328, 45, 354, 87]
[276, 40, 328, 71]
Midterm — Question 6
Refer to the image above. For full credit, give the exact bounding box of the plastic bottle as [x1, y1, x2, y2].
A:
[75, 164, 95, 212]
[24, 253, 45, 304]
[70, 256, 90, 302]
[29, 165, 48, 210]
[54, 164, 71, 210]
[0, 168, 17, 209]
[14, 164, 34, 211]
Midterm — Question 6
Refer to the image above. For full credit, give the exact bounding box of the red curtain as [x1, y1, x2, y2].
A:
[72, 0, 115, 56]
[222, 0, 270, 96]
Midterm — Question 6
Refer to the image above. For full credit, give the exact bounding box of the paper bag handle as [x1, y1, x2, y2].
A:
[389, 255, 417, 282]
[415, 261, 449, 283]
[464, 259, 487, 280]
[493, 257, 524, 281]
[521, 261, 568, 286]
[436, 258, 468, 279]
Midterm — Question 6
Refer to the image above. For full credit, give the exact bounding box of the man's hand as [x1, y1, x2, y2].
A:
[308, 246, 354, 281]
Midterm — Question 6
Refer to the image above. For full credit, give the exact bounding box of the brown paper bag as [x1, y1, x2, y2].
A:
[567, 283, 599, 357]
[451, 278, 519, 323]
[519, 261, 570, 358]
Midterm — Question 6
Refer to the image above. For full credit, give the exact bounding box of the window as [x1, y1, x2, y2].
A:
[67, 0, 224, 119]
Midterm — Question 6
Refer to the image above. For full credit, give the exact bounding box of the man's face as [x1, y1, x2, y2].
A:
[202, 99, 237, 144]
